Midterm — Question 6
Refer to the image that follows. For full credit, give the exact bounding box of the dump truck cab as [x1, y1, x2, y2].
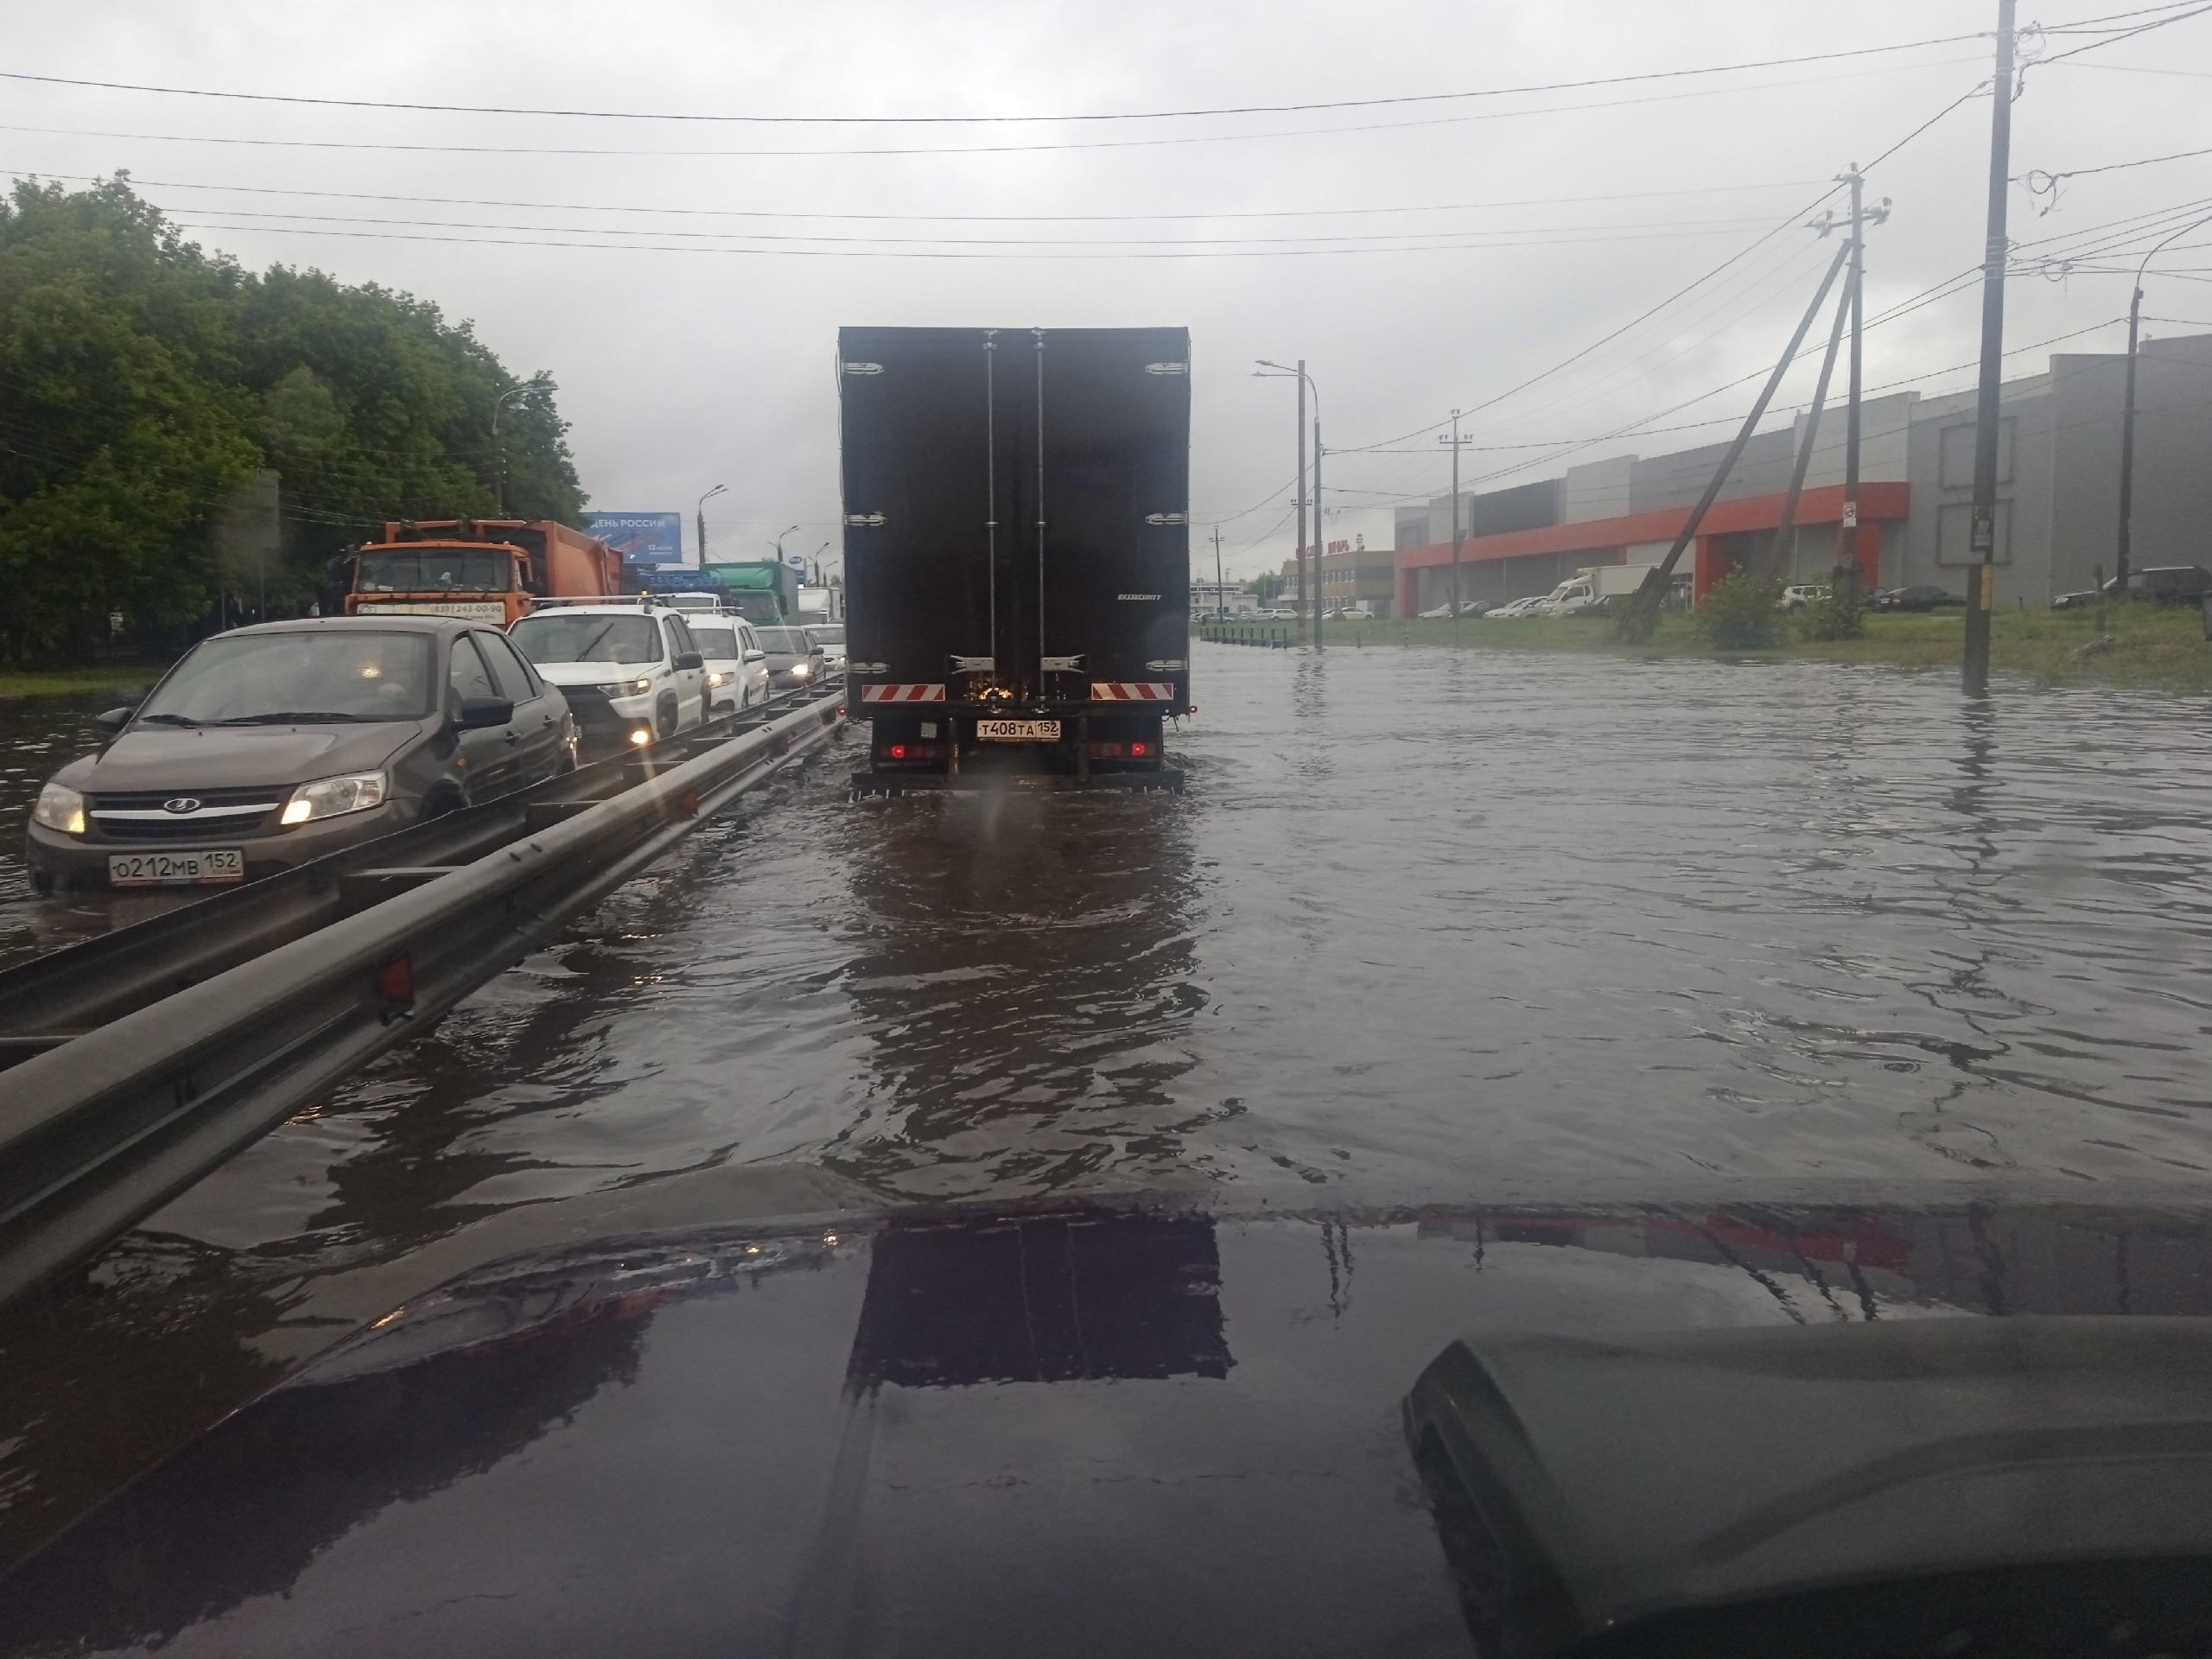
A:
[347, 518, 623, 626]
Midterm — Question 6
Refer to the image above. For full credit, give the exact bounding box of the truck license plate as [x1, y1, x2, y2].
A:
[109, 849, 245, 887]
[976, 719, 1060, 741]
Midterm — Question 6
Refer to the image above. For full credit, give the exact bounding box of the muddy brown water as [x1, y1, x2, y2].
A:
[2, 643, 2210, 1563]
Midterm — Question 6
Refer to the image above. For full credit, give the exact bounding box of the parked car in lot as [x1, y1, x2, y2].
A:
[1417, 601, 1491, 619]
[755, 626, 827, 693]
[1484, 595, 1552, 620]
[2052, 564, 2212, 608]
[508, 601, 708, 750]
[1329, 603, 1377, 621]
[1780, 583, 1830, 609]
[685, 616, 770, 716]
[25, 618, 575, 893]
[805, 623, 848, 676]
[1871, 584, 1965, 613]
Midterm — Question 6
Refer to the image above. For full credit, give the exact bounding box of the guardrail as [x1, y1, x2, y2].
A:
[1196, 620, 1294, 648]
[0, 687, 822, 1065]
[0, 690, 846, 1309]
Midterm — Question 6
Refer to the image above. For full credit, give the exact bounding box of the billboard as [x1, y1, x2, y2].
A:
[585, 512, 684, 566]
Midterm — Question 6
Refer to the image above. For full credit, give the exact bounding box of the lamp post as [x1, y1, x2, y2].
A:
[696, 484, 727, 565]
[1255, 359, 1321, 648]
[491, 376, 556, 515]
[2116, 213, 2212, 597]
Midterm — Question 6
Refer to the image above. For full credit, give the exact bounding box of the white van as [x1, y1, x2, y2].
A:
[686, 615, 771, 716]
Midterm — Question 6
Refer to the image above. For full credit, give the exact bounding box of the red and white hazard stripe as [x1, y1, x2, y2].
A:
[859, 683, 947, 703]
[1089, 682, 1179, 702]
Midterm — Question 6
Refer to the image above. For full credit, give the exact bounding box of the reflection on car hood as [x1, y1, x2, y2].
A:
[5, 1190, 2211, 1658]
[531, 663, 645, 686]
[56, 722, 420, 792]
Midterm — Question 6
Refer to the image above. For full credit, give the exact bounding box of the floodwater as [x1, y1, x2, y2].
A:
[3, 641, 2212, 1560]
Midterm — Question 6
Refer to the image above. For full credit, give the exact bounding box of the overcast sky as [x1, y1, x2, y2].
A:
[7, 1, 2210, 578]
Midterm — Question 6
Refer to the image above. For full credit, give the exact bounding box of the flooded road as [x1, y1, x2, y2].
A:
[3, 641, 2212, 1558]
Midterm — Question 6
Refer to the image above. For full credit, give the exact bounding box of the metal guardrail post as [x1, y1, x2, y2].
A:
[0, 693, 845, 1308]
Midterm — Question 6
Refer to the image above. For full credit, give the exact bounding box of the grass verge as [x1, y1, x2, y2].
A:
[1211, 605, 2212, 694]
[0, 661, 171, 700]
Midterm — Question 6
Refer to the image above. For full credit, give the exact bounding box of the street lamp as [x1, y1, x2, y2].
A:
[769, 524, 801, 564]
[696, 484, 728, 565]
[491, 375, 556, 515]
[1255, 359, 1322, 647]
[2116, 213, 2212, 594]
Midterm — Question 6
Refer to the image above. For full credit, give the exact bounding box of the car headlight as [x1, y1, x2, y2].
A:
[791, 662, 811, 678]
[280, 771, 386, 827]
[33, 782, 85, 835]
[707, 671, 728, 688]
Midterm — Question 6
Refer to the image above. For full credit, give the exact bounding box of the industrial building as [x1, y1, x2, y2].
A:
[1389, 335, 2212, 615]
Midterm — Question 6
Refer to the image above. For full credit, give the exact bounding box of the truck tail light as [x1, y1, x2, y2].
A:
[887, 743, 907, 759]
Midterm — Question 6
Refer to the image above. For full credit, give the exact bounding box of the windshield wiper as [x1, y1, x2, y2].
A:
[134, 713, 201, 726]
[210, 711, 377, 725]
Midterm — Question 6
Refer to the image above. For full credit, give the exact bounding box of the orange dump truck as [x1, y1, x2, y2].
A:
[346, 518, 625, 626]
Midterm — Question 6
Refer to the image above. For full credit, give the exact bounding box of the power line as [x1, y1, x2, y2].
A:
[158, 215, 1796, 260]
[0, 33, 1996, 125]
[0, 56, 1992, 162]
[2, 166, 1831, 225]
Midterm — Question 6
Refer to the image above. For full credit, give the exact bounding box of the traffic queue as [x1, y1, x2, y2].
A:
[25, 594, 842, 894]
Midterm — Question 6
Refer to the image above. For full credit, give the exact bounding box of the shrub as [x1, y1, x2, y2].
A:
[1795, 587, 1865, 641]
[1698, 572, 1785, 649]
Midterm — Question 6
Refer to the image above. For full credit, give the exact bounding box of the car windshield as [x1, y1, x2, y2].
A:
[137, 631, 436, 723]
[510, 613, 663, 664]
[355, 551, 513, 593]
[806, 626, 845, 645]
[690, 626, 739, 658]
[757, 628, 809, 652]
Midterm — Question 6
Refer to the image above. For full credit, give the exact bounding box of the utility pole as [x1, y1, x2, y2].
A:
[1615, 243, 1851, 641]
[1313, 417, 1325, 650]
[1775, 282, 1853, 579]
[1440, 410, 1470, 623]
[1962, 0, 2018, 697]
[1297, 362, 1309, 644]
[1830, 166, 1889, 601]
[1212, 525, 1225, 618]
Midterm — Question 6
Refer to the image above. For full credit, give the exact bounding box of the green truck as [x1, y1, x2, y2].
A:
[700, 561, 801, 625]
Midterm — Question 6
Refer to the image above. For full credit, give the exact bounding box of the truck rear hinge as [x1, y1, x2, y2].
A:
[1041, 655, 1084, 673]
[843, 512, 886, 528]
[950, 655, 995, 673]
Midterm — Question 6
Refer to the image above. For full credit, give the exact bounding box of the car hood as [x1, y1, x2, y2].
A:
[6, 1189, 2211, 1659]
[57, 722, 423, 793]
[531, 663, 648, 687]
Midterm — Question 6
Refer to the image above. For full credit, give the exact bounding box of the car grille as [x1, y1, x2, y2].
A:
[86, 785, 285, 842]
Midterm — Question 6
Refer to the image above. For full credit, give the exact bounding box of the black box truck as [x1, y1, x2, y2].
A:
[840, 326, 1190, 793]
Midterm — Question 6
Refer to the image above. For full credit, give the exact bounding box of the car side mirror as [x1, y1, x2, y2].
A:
[674, 651, 703, 671]
[454, 696, 514, 729]
[744, 649, 766, 663]
[94, 705, 136, 735]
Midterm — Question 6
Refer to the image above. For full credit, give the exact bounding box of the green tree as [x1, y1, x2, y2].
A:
[0, 178, 261, 659]
[1249, 570, 1284, 606]
[0, 175, 588, 663]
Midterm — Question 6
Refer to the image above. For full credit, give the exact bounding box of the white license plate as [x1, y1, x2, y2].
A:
[109, 849, 245, 887]
[975, 719, 1061, 741]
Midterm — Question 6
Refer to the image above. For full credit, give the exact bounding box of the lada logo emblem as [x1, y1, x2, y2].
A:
[162, 798, 200, 814]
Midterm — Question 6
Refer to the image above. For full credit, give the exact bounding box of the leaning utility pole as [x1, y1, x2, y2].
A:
[1440, 410, 1470, 622]
[1962, 0, 2018, 697]
[1774, 281, 1853, 579]
[1614, 243, 1852, 640]
[1212, 525, 1225, 618]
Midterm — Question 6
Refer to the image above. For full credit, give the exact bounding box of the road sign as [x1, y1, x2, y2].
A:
[585, 512, 684, 566]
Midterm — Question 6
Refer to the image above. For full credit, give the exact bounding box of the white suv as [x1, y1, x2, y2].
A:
[687, 614, 771, 715]
[508, 601, 709, 749]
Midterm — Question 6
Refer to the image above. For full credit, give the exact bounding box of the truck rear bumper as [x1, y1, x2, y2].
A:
[852, 768, 1183, 798]
[854, 702, 1181, 796]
